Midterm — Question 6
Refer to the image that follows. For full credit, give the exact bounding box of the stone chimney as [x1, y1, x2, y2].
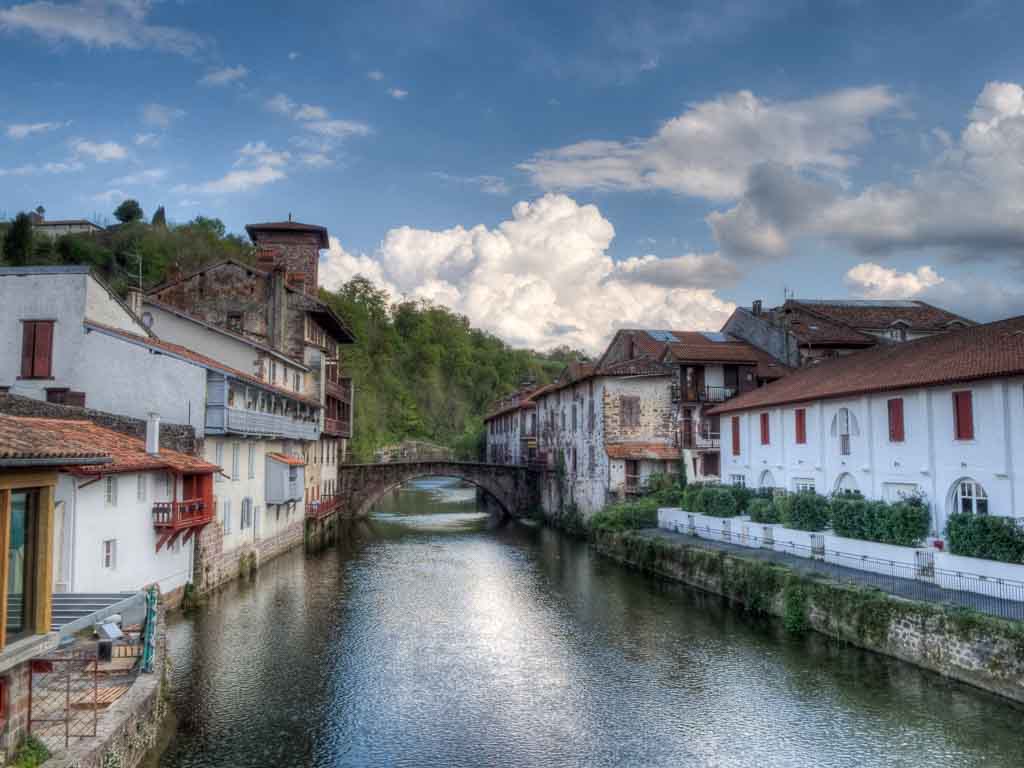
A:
[752, 299, 763, 316]
[146, 413, 160, 455]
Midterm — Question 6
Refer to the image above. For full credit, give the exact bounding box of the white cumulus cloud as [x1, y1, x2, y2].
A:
[142, 103, 185, 128]
[388, 88, 408, 100]
[199, 65, 248, 87]
[6, 120, 69, 139]
[844, 263, 944, 299]
[174, 142, 288, 196]
[320, 194, 737, 352]
[71, 138, 127, 162]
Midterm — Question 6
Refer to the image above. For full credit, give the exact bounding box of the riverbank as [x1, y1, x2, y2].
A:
[589, 526, 1024, 704]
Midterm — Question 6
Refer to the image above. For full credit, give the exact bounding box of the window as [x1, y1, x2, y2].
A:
[161, 472, 172, 499]
[956, 479, 988, 515]
[887, 398, 905, 442]
[20, 320, 54, 379]
[572, 404, 577, 432]
[588, 398, 595, 433]
[102, 539, 117, 569]
[953, 390, 974, 440]
[226, 312, 243, 332]
[759, 470, 775, 490]
[104, 476, 118, 506]
[215, 443, 224, 483]
[248, 443, 256, 479]
[222, 498, 232, 533]
[231, 442, 240, 481]
[294, 372, 300, 391]
[794, 409, 806, 444]
[760, 412, 770, 445]
[832, 407, 857, 456]
[620, 396, 641, 427]
[136, 474, 147, 502]
[730, 474, 746, 487]
[241, 497, 253, 530]
[731, 416, 740, 456]
[270, 360, 277, 383]
[793, 478, 815, 494]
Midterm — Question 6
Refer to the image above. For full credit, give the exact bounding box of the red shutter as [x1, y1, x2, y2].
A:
[731, 417, 740, 456]
[888, 398, 904, 442]
[953, 391, 974, 440]
[795, 409, 806, 444]
[760, 412, 770, 445]
[32, 321, 53, 378]
[20, 322, 35, 378]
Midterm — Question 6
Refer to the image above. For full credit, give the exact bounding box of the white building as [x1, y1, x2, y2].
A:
[712, 316, 1024, 537]
[484, 385, 543, 465]
[32, 218, 104, 239]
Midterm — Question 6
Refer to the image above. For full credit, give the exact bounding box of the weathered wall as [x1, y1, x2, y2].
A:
[592, 529, 1024, 704]
[722, 307, 800, 368]
[193, 515, 305, 595]
[0, 394, 195, 454]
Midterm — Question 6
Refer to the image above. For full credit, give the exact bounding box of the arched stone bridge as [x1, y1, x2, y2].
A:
[334, 461, 542, 519]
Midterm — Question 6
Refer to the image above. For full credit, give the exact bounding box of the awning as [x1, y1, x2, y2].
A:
[267, 452, 305, 466]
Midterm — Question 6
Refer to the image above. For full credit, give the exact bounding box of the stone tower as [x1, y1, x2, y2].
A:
[245, 219, 329, 297]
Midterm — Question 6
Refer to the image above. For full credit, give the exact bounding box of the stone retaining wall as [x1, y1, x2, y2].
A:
[592, 529, 1024, 704]
[194, 518, 305, 595]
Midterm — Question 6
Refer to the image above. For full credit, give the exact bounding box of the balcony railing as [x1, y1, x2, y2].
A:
[695, 429, 721, 449]
[325, 376, 352, 403]
[700, 386, 736, 403]
[152, 499, 210, 528]
[307, 494, 342, 520]
[221, 406, 319, 440]
[323, 416, 352, 438]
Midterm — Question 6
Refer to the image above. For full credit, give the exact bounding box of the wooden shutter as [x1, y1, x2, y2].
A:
[887, 398, 904, 442]
[32, 321, 53, 378]
[760, 413, 770, 445]
[20, 322, 35, 378]
[731, 416, 740, 456]
[795, 409, 806, 444]
[953, 391, 974, 440]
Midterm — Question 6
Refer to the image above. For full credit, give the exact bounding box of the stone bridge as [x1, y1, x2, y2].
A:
[334, 461, 542, 519]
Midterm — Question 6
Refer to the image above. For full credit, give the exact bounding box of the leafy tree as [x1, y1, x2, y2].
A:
[151, 206, 167, 229]
[190, 216, 226, 238]
[114, 199, 144, 223]
[2, 212, 34, 265]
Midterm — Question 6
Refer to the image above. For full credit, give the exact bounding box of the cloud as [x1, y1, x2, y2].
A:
[367, 70, 384, 81]
[109, 168, 166, 185]
[710, 81, 1024, 263]
[142, 103, 185, 128]
[388, 88, 408, 100]
[264, 93, 371, 166]
[6, 120, 69, 139]
[319, 194, 736, 351]
[199, 65, 248, 87]
[522, 86, 900, 201]
[265, 93, 296, 116]
[610, 252, 741, 288]
[294, 104, 329, 121]
[288, 51, 299, 60]
[134, 132, 158, 146]
[0, 159, 83, 176]
[432, 171, 509, 196]
[302, 119, 372, 139]
[300, 153, 333, 168]
[71, 138, 127, 161]
[844, 263, 944, 299]
[90, 188, 127, 203]
[0, 0, 205, 56]
[174, 142, 288, 195]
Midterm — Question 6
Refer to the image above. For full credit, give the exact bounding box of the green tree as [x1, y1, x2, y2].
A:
[114, 199, 144, 223]
[151, 205, 167, 229]
[2, 212, 34, 265]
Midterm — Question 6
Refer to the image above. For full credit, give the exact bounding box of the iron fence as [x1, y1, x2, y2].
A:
[29, 653, 98, 751]
[668, 521, 1024, 622]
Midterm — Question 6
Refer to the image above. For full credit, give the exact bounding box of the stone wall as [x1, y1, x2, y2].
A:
[592, 529, 1024, 704]
[0, 394, 195, 454]
[193, 517, 305, 595]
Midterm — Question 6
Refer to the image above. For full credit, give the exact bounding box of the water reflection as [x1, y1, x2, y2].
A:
[159, 477, 1023, 768]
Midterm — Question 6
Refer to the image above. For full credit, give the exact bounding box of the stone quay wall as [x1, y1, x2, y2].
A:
[194, 517, 305, 595]
[591, 528, 1024, 705]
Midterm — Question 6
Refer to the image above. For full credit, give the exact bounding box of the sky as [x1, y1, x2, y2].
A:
[3, 0, 1024, 353]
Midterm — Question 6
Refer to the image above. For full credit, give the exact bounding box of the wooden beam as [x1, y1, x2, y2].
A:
[33, 484, 54, 635]
[0, 489, 10, 649]
[0, 469, 57, 491]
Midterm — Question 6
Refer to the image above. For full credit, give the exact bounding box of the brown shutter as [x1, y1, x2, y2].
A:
[731, 416, 740, 456]
[954, 391, 974, 440]
[795, 409, 806, 444]
[888, 398, 904, 442]
[760, 412, 770, 445]
[20, 322, 35, 378]
[33, 321, 53, 378]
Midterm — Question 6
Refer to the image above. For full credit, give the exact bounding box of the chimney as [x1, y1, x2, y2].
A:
[752, 299, 763, 316]
[127, 288, 143, 317]
[146, 413, 160, 455]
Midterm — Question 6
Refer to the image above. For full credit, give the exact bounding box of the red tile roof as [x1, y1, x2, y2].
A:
[780, 305, 877, 347]
[662, 332, 766, 365]
[605, 442, 681, 461]
[790, 299, 973, 333]
[709, 315, 1024, 415]
[245, 221, 329, 249]
[84, 321, 322, 407]
[0, 416, 218, 475]
[267, 452, 305, 466]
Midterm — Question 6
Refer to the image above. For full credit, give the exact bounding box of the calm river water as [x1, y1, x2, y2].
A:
[159, 478, 1023, 768]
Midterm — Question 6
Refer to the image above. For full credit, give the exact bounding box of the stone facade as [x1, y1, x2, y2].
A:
[0, 394, 195, 454]
[193, 516, 305, 595]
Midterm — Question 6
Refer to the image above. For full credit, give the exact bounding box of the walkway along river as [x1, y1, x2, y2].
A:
[157, 478, 1023, 768]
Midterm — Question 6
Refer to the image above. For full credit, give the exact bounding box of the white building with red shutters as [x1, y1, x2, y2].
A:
[711, 316, 1024, 537]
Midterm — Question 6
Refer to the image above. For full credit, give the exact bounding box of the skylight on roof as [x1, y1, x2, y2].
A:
[699, 332, 731, 343]
[646, 330, 678, 343]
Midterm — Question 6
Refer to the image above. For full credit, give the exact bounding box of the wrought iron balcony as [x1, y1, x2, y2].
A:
[695, 429, 721, 449]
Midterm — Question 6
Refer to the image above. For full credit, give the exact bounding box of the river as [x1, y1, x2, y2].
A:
[158, 477, 1023, 768]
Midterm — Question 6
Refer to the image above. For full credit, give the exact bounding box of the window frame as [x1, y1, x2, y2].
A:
[759, 412, 770, 445]
[794, 408, 806, 445]
[102, 539, 117, 570]
[104, 475, 118, 507]
[887, 397, 905, 443]
[953, 390, 974, 441]
[19, 319, 55, 380]
[956, 479, 988, 515]
[620, 396, 641, 428]
[731, 416, 740, 456]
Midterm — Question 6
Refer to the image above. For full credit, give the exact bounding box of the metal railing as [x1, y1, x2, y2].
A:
[668, 521, 1024, 621]
[323, 416, 352, 438]
[701, 386, 736, 403]
[152, 499, 209, 527]
[307, 494, 341, 520]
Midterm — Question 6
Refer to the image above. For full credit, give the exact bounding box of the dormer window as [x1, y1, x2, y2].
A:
[227, 312, 243, 332]
[889, 320, 910, 342]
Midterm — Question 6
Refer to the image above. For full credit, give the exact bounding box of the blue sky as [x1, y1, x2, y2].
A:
[3, 0, 1024, 351]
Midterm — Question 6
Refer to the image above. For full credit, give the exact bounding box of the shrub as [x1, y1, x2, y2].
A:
[10, 736, 49, 768]
[782, 492, 830, 531]
[681, 482, 706, 512]
[726, 484, 753, 515]
[773, 493, 796, 525]
[703, 486, 738, 517]
[693, 486, 713, 514]
[748, 497, 779, 524]
[831, 497, 930, 546]
[947, 513, 1024, 564]
[830, 497, 870, 539]
[882, 501, 931, 547]
[590, 497, 659, 532]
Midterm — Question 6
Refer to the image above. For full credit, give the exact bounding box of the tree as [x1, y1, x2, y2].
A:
[34, 205, 45, 218]
[2, 212, 34, 265]
[151, 205, 166, 229]
[114, 199, 144, 224]
[189, 216, 226, 238]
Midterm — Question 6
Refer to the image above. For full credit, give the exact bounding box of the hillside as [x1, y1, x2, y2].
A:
[1, 214, 578, 460]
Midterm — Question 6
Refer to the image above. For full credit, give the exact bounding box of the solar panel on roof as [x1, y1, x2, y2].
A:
[699, 332, 731, 343]
[646, 330, 678, 343]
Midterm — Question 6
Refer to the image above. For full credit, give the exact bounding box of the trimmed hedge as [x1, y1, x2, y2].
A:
[782, 492, 831, 531]
[700, 486, 738, 517]
[947, 513, 1024, 564]
[748, 497, 780, 524]
[831, 497, 930, 547]
[590, 497, 660, 532]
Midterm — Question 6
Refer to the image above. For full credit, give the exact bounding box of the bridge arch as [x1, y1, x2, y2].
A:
[336, 461, 539, 520]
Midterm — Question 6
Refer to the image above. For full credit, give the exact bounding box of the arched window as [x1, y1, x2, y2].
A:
[830, 408, 860, 456]
[759, 470, 775, 490]
[954, 479, 988, 515]
[834, 473, 858, 495]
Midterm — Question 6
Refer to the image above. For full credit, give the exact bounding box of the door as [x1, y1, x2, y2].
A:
[624, 460, 639, 492]
[681, 407, 695, 448]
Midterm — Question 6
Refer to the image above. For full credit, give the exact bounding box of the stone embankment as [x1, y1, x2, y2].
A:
[591, 527, 1024, 704]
